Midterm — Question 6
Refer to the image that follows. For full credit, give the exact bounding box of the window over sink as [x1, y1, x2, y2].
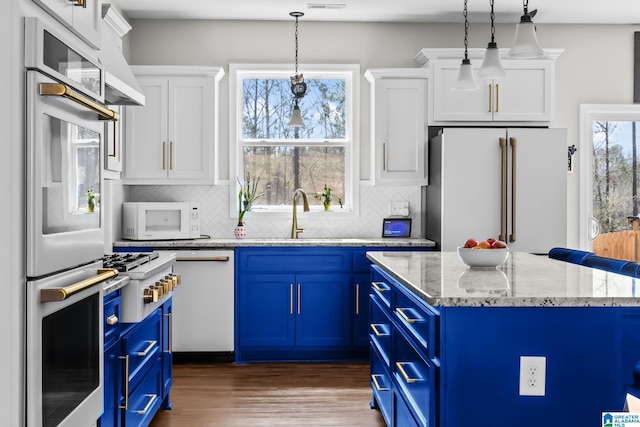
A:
[229, 64, 360, 218]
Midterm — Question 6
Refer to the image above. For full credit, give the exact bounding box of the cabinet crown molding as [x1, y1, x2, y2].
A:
[415, 48, 564, 68]
[364, 68, 429, 82]
[131, 65, 225, 81]
[102, 4, 132, 38]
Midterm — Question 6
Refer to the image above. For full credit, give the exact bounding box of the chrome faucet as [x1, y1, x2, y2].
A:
[291, 189, 310, 239]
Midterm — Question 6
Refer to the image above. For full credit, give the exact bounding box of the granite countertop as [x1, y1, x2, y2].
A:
[113, 237, 435, 248]
[367, 251, 640, 307]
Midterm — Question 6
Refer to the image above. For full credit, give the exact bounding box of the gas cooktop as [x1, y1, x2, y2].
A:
[102, 252, 160, 272]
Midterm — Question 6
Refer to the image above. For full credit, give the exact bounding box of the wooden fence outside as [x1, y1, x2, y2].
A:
[593, 218, 640, 262]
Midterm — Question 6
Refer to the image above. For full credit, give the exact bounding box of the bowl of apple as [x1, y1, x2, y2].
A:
[457, 238, 509, 268]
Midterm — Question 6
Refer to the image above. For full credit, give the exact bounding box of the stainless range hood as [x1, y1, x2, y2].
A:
[100, 4, 145, 106]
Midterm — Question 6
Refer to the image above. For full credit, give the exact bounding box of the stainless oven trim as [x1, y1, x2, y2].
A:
[26, 262, 105, 427]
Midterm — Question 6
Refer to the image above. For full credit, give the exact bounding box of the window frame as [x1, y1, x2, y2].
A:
[229, 63, 360, 219]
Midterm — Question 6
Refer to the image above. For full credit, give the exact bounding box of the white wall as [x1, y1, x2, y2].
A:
[127, 19, 640, 246]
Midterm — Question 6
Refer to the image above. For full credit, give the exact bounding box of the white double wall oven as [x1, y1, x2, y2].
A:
[24, 17, 119, 427]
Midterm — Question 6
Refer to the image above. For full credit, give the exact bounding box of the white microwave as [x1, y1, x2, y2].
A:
[122, 202, 201, 240]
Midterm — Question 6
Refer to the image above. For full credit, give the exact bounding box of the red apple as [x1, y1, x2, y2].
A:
[486, 238, 497, 246]
[491, 240, 508, 249]
[463, 238, 478, 248]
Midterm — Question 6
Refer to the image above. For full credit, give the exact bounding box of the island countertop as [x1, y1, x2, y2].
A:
[366, 251, 640, 307]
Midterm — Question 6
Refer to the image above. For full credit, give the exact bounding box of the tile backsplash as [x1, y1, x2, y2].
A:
[126, 183, 423, 239]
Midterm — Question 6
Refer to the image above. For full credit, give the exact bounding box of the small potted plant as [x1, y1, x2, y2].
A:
[85, 189, 100, 213]
[314, 185, 342, 211]
[236, 172, 263, 238]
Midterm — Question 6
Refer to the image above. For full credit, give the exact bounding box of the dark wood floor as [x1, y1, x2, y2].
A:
[149, 362, 386, 427]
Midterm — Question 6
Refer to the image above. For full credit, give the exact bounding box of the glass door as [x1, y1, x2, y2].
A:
[579, 105, 640, 257]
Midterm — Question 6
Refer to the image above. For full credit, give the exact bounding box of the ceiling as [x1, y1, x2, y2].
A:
[113, 0, 640, 25]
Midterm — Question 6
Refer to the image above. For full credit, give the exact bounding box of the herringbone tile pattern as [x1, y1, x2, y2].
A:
[127, 183, 422, 239]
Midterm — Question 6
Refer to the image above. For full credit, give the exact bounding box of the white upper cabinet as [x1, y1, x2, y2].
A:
[124, 66, 225, 185]
[32, 0, 102, 49]
[365, 69, 429, 186]
[416, 48, 563, 126]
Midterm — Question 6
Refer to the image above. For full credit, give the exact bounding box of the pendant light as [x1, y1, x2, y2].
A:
[478, 0, 506, 79]
[508, 0, 544, 58]
[454, 0, 479, 91]
[288, 12, 307, 127]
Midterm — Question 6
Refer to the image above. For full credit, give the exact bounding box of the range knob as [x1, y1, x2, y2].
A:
[154, 282, 164, 299]
[165, 274, 178, 289]
[143, 288, 154, 304]
[161, 279, 171, 294]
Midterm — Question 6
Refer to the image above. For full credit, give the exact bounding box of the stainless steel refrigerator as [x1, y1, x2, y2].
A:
[422, 127, 567, 253]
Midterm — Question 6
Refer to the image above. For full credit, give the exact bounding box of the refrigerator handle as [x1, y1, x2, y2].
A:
[509, 137, 517, 243]
[499, 137, 507, 242]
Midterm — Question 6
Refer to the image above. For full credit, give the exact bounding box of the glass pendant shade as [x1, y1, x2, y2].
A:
[454, 59, 479, 91]
[288, 104, 304, 127]
[478, 43, 506, 79]
[508, 19, 544, 58]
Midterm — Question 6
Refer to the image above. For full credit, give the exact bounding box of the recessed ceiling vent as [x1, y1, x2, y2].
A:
[307, 3, 346, 10]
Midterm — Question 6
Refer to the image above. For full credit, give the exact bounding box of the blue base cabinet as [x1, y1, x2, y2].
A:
[370, 263, 640, 427]
[236, 246, 431, 362]
[100, 298, 173, 427]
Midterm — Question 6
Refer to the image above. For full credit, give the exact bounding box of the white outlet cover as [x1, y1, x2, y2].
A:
[389, 201, 410, 217]
[519, 356, 546, 396]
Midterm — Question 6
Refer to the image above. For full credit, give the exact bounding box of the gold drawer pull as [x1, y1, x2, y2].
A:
[370, 324, 386, 337]
[396, 307, 418, 324]
[396, 362, 420, 384]
[371, 374, 389, 392]
[136, 340, 157, 357]
[136, 394, 158, 415]
[371, 282, 388, 292]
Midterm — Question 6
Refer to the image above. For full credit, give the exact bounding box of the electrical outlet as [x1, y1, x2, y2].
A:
[519, 356, 546, 396]
[389, 201, 409, 217]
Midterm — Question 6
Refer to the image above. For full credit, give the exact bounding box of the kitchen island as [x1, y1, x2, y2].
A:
[366, 251, 640, 427]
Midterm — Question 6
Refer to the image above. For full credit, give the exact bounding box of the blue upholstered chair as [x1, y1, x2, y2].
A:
[548, 247, 594, 265]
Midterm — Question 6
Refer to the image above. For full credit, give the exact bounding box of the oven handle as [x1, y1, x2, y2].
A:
[39, 82, 119, 121]
[40, 268, 118, 302]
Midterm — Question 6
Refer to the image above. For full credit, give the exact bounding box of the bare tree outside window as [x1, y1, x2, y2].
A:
[241, 76, 347, 208]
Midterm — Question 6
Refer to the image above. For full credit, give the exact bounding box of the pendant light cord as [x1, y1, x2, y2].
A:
[294, 16, 299, 75]
[489, 0, 496, 44]
[463, 0, 470, 60]
[523, 0, 529, 15]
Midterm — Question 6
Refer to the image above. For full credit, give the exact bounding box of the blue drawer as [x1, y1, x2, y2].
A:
[122, 309, 162, 391]
[370, 343, 392, 426]
[124, 356, 163, 427]
[393, 326, 436, 427]
[238, 247, 352, 272]
[369, 294, 392, 366]
[104, 292, 122, 348]
[393, 284, 438, 359]
[394, 389, 421, 427]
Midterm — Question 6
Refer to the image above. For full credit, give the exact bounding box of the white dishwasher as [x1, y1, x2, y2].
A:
[171, 250, 235, 352]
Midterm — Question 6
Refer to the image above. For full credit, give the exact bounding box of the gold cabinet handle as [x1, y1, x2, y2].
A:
[106, 314, 119, 325]
[162, 141, 166, 170]
[371, 282, 388, 292]
[396, 362, 420, 384]
[495, 83, 500, 112]
[175, 256, 230, 262]
[118, 355, 130, 410]
[297, 284, 301, 314]
[371, 374, 390, 392]
[136, 340, 157, 357]
[136, 394, 158, 415]
[355, 283, 360, 315]
[488, 84, 493, 113]
[509, 137, 517, 243]
[40, 268, 118, 302]
[290, 284, 294, 314]
[382, 142, 387, 171]
[170, 141, 174, 170]
[69, 0, 86, 8]
[499, 137, 508, 242]
[396, 308, 417, 324]
[40, 83, 117, 120]
[370, 323, 387, 337]
[164, 313, 172, 353]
